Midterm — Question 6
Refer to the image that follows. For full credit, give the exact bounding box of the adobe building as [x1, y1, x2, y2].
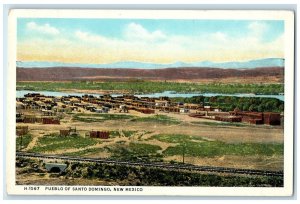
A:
[230, 110, 281, 125]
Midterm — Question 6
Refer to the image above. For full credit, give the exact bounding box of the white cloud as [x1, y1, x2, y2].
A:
[74, 30, 125, 50]
[79, 24, 281, 62]
[124, 23, 166, 41]
[211, 32, 228, 42]
[248, 21, 268, 39]
[20, 21, 284, 63]
[75, 30, 105, 43]
[26, 22, 60, 35]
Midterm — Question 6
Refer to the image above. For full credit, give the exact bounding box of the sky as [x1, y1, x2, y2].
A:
[17, 18, 284, 64]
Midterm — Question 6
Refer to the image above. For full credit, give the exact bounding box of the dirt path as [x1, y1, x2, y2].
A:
[24, 129, 47, 151]
[18, 120, 284, 171]
[140, 139, 177, 154]
[138, 131, 158, 140]
[98, 120, 283, 144]
[46, 131, 135, 155]
[118, 129, 125, 138]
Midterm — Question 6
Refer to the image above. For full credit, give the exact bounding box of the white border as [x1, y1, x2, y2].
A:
[6, 9, 295, 196]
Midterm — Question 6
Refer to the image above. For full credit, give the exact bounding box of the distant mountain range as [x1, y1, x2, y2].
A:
[17, 58, 284, 69]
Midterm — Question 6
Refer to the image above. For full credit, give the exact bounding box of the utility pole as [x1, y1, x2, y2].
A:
[182, 143, 185, 164]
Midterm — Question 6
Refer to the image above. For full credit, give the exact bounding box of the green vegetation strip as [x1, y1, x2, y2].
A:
[123, 131, 137, 137]
[62, 148, 105, 157]
[107, 142, 162, 162]
[17, 81, 284, 95]
[16, 134, 32, 149]
[73, 113, 135, 123]
[30, 134, 100, 153]
[131, 115, 180, 125]
[150, 134, 283, 157]
[109, 142, 161, 156]
[128, 143, 161, 155]
[149, 134, 206, 143]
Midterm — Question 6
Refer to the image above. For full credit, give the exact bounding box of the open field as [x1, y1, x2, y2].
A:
[73, 113, 135, 123]
[149, 134, 283, 157]
[29, 133, 101, 153]
[130, 115, 180, 125]
[17, 108, 284, 171]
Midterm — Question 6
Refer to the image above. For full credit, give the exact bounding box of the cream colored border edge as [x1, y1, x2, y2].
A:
[6, 9, 295, 196]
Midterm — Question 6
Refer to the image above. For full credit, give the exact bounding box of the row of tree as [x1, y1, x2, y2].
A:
[172, 96, 284, 112]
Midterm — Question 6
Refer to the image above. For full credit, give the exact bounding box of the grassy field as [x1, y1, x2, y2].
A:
[107, 142, 162, 162]
[127, 143, 162, 155]
[131, 115, 180, 125]
[149, 134, 206, 143]
[149, 134, 283, 158]
[16, 134, 32, 150]
[72, 113, 135, 123]
[26, 131, 283, 160]
[30, 133, 100, 153]
[123, 130, 137, 137]
[61, 148, 105, 156]
[17, 104, 283, 172]
[17, 81, 284, 95]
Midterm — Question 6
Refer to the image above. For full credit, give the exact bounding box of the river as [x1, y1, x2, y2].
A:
[16, 90, 284, 101]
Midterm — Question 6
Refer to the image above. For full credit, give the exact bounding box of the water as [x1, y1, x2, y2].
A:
[17, 90, 84, 98]
[16, 90, 284, 101]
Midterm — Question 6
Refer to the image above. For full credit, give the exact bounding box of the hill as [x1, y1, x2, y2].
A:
[16, 67, 284, 83]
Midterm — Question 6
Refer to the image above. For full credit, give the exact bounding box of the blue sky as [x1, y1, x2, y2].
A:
[17, 18, 285, 64]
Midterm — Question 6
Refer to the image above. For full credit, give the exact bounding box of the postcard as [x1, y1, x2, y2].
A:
[6, 9, 294, 196]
